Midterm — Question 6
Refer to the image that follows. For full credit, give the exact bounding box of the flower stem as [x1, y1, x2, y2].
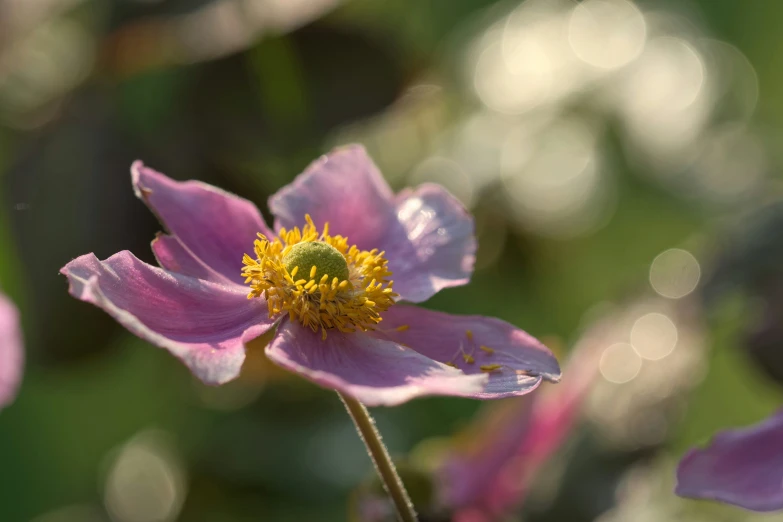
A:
[338, 392, 419, 522]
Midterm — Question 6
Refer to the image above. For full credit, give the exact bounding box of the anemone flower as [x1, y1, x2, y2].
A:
[676, 411, 783, 512]
[0, 292, 23, 410]
[61, 145, 560, 406]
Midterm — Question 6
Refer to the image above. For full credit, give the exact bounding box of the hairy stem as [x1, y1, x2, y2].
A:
[338, 392, 419, 522]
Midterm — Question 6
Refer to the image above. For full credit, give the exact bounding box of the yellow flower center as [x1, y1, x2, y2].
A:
[282, 241, 349, 284]
[241, 215, 397, 339]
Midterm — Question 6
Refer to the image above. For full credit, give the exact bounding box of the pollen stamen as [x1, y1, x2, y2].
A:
[447, 330, 494, 368]
[242, 214, 397, 338]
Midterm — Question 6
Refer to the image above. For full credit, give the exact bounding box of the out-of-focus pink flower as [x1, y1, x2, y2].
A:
[61, 145, 560, 406]
[439, 332, 602, 520]
[0, 292, 23, 410]
[676, 410, 783, 512]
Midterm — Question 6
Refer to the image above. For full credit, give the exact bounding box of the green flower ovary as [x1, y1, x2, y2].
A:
[282, 241, 350, 283]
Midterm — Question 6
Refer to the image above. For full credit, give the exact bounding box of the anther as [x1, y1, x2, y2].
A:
[480, 364, 502, 373]
[242, 217, 396, 338]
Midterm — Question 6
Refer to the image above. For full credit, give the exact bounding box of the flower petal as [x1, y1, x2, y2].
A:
[132, 161, 273, 284]
[268, 146, 476, 303]
[0, 293, 23, 410]
[151, 233, 231, 284]
[442, 330, 603, 514]
[388, 184, 476, 302]
[268, 145, 397, 250]
[265, 320, 488, 406]
[61, 251, 274, 385]
[375, 306, 561, 398]
[676, 410, 783, 512]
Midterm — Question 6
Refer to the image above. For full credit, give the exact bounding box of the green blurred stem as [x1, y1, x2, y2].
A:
[338, 393, 419, 522]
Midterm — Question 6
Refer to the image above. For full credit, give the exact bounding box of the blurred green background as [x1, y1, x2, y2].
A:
[2, 0, 783, 520]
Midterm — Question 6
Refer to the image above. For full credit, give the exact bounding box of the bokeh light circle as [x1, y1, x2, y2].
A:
[599, 342, 642, 383]
[568, 0, 647, 70]
[649, 248, 700, 299]
[630, 312, 678, 360]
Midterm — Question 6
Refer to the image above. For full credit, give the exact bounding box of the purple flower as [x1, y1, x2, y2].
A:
[0, 292, 23, 410]
[676, 410, 783, 512]
[61, 145, 560, 406]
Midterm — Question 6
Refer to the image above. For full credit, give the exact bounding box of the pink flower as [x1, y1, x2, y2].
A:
[440, 330, 602, 520]
[61, 145, 560, 406]
[0, 292, 23, 410]
[676, 410, 783, 512]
